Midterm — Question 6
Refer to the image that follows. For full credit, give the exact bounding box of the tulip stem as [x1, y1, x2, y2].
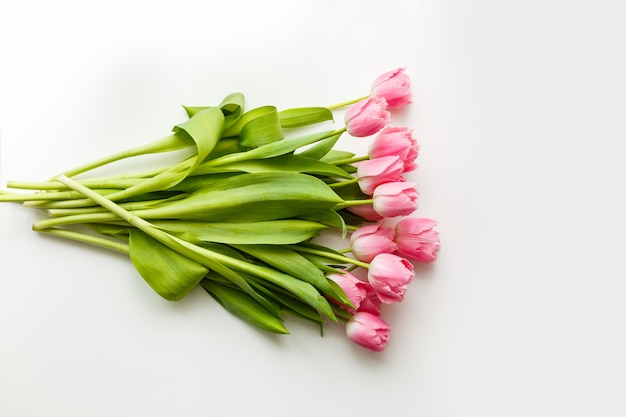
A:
[55, 133, 186, 179]
[326, 95, 370, 110]
[334, 199, 374, 210]
[328, 156, 369, 166]
[328, 178, 359, 188]
[292, 245, 369, 269]
[37, 227, 130, 254]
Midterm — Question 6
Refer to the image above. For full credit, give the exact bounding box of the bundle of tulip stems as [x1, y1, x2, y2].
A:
[0, 68, 440, 352]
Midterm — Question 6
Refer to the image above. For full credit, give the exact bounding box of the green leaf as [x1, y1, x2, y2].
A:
[238, 106, 284, 147]
[183, 92, 244, 132]
[320, 150, 356, 163]
[169, 172, 242, 193]
[219, 92, 245, 132]
[244, 275, 325, 324]
[129, 229, 208, 301]
[192, 154, 352, 179]
[173, 106, 225, 170]
[195, 130, 339, 171]
[233, 244, 353, 308]
[201, 279, 289, 334]
[136, 172, 344, 223]
[152, 219, 327, 244]
[297, 132, 342, 160]
[278, 107, 333, 128]
[299, 209, 347, 238]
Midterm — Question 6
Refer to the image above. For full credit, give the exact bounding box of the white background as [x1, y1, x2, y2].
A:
[1, 1, 625, 416]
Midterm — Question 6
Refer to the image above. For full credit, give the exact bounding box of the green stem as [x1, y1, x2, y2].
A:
[333, 199, 374, 210]
[326, 95, 370, 110]
[291, 245, 369, 269]
[46, 194, 187, 218]
[37, 227, 130, 254]
[36, 156, 195, 210]
[1, 189, 115, 204]
[33, 211, 119, 230]
[329, 155, 370, 166]
[328, 178, 358, 189]
[56, 133, 188, 178]
[7, 177, 144, 191]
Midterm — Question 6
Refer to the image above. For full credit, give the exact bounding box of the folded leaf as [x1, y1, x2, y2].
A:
[129, 229, 208, 301]
[278, 107, 333, 128]
[238, 106, 283, 147]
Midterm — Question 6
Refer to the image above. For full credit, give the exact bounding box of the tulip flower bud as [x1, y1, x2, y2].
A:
[369, 127, 419, 172]
[358, 283, 383, 316]
[368, 253, 415, 304]
[328, 272, 368, 313]
[355, 155, 404, 196]
[344, 97, 390, 137]
[394, 218, 440, 263]
[350, 224, 396, 263]
[372, 182, 418, 217]
[346, 204, 384, 222]
[370, 67, 412, 110]
[346, 311, 391, 352]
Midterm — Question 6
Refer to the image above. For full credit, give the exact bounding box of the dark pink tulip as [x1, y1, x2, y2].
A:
[328, 272, 369, 313]
[367, 253, 415, 304]
[346, 204, 384, 222]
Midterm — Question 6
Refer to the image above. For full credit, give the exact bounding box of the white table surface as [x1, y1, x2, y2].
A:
[1, 1, 625, 416]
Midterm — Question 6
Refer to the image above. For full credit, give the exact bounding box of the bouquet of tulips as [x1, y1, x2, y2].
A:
[0, 68, 440, 352]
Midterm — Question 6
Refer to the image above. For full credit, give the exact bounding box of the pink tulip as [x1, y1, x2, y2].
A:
[344, 97, 390, 137]
[395, 218, 441, 263]
[368, 253, 415, 303]
[370, 67, 412, 110]
[328, 272, 368, 313]
[369, 127, 419, 172]
[355, 155, 404, 195]
[346, 204, 383, 222]
[350, 223, 396, 263]
[345, 311, 391, 352]
[358, 283, 383, 316]
[372, 182, 418, 217]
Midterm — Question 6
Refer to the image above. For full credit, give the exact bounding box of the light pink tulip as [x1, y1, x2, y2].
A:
[370, 67, 412, 110]
[355, 155, 404, 195]
[328, 272, 368, 313]
[395, 218, 441, 263]
[372, 182, 418, 217]
[369, 127, 419, 172]
[368, 253, 415, 303]
[344, 97, 390, 137]
[346, 204, 384, 222]
[345, 311, 391, 352]
[350, 224, 396, 263]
